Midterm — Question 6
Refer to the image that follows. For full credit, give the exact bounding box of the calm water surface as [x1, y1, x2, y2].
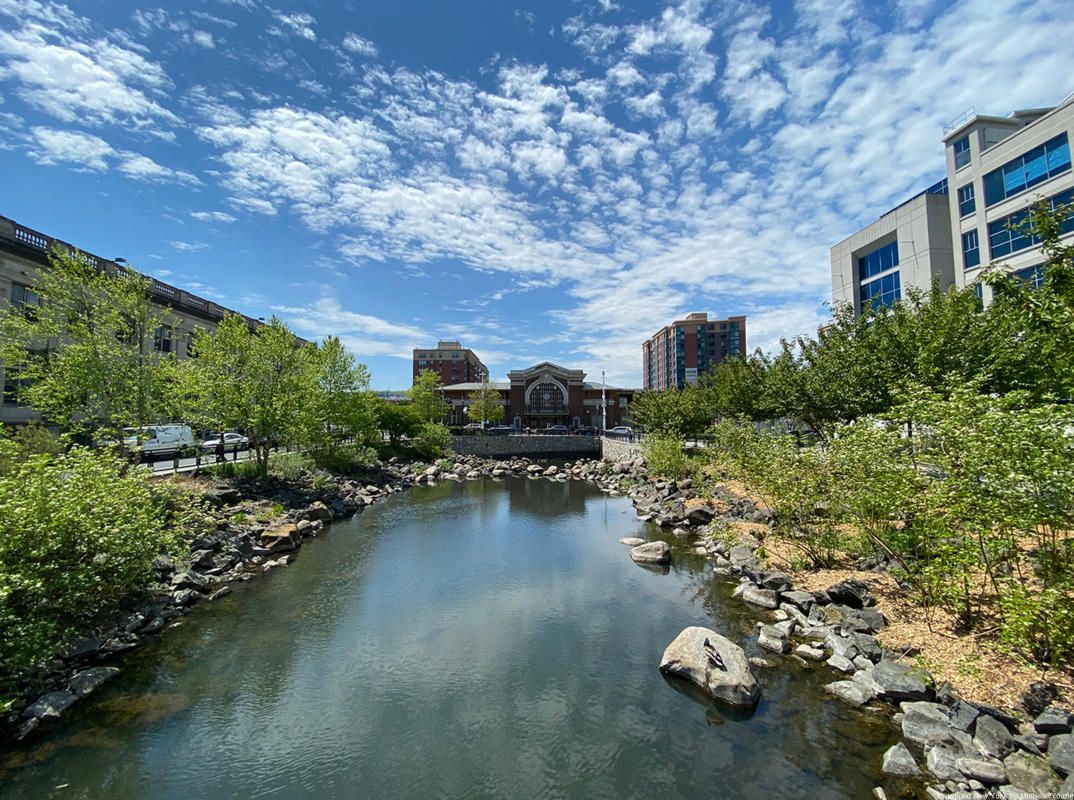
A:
[0, 476, 898, 799]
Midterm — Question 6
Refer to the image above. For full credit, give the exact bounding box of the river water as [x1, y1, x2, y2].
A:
[0, 476, 898, 799]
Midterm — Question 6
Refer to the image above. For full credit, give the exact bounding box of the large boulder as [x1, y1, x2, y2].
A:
[306, 501, 333, 523]
[1035, 707, 1074, 735]
[68, 667, 119, 698]
[872, 659, 933, 702]
[882, 742, 921, 778]
[203, 487, 241, 508]
[659, 627, 760, 707]
[630, 541, 670, 564]
[686, 506, 715, 526]
[260, 523, 301, 553]
[1051, 733, 1074, 776]
[825, 578, 872, 609]
[22, 691, 77, 720]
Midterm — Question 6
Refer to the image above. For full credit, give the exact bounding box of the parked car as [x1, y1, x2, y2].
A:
[607, 426, 634, 436]
[122, 424, 197, 459]
[575, 426, 598, 436]
[487, 426, 514, 435]
[201, 432, 250, 451]
[544, 425, 570, 435]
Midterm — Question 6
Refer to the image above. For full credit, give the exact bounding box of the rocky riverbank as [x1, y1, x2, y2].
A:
[6, 449, 1072, 800]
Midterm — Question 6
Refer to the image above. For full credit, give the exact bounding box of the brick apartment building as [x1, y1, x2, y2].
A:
[412, 340, 487, 385]
[642, 313, 747, 390]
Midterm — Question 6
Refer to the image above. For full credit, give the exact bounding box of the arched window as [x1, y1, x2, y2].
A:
[530, 382, 565, 411]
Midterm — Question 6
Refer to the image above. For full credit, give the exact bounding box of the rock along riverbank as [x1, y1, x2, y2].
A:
[5, 450, 1072, 800]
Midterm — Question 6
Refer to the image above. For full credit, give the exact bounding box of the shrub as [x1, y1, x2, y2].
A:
[313, 444, 378, 475]
[0, 444, 183, 705]
[411, 423, 451, 459]
[267, 451, 316, 482]
[642, 433, 688, 479]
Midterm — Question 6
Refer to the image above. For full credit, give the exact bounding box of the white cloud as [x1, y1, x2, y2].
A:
[0, 3, 178, 131]
[29, 127, 113, 170]
[170, 240, 210, 252]
[273, 295, 430, 359]
[191, 30, 215, 48]
[270, 10, 316, 41]
[190, 210, 237, 223]
[341, 32, 377, 57]
[117, 153, 199, 184]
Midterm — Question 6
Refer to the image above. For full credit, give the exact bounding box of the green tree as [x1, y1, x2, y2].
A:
[185, 315, 312, 470]
[407, 369, 446, 423]
[629, 384, 714, 436]
[308, 336, 378, 451]
[465, 379, 504, 428]
[0, 247, 179, 439]
[376, 400, 422, 446]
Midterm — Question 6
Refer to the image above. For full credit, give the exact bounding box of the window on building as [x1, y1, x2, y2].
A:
[529, 382, 565, 412]
[10, 282, 42, 319]
[858, 241, 899, 281]
[860, 271, 901, 311]
[962, 230, 980, 269]
[154, 326, 173, 353]
[988, 189, 1074, 259]
[1012, 264, 1045, 289]
[1, 366, 33, 406]
[953, 135, 971, 170]
[958, 184, 976, 216]
[983, 134, 1071, 206]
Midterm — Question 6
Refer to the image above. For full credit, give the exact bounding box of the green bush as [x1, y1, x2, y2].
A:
[642, 433, 688, 479]
[0, 444, 184, 706]
[411, 423, 451, 459]
[267, 451, 316, 482]
[313, 444, 378, 475]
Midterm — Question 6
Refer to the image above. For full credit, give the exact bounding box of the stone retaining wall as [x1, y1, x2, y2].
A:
[600, 436, 643, 463]
[449, 435, 599, 457]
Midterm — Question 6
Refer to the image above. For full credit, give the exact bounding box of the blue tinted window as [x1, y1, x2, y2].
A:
[857, 241, 899, 281]
[958, 184, 976, 216]
[953, 136, 971, 169]
[1013, 265, 1045, 289]
[861, 270, 901, 311]
[988, 189, 1074, 259]
[962, 230, 980, 268]
[984, 134, 1071, 206]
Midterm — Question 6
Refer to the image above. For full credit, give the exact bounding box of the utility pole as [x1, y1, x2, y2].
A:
[601, 369, 607, 432]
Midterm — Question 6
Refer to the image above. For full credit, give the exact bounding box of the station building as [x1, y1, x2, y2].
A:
[441, 362, 634, 430]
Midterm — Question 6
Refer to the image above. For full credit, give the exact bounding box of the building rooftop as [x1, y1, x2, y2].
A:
[0, 213, 282, 337]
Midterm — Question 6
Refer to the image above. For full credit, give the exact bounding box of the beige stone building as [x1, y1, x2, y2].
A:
[0, 213, 279, 426]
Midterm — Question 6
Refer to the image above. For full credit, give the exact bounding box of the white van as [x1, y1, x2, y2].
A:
[122, 424, 197, 458]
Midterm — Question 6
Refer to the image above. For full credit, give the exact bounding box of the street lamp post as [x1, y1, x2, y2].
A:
[601, 370, 607, 432]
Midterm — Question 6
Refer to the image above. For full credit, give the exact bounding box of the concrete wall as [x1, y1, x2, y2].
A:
[450, 435, 599, 458]
[600, 436, 643, 463]
[830, 191, 954, 315]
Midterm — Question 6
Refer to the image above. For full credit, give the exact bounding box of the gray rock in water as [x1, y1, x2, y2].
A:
[618, 537, 646, 546]
[901, 701, 955, 747]
[23, 691, 77, 720]
[955, 756, 1007, 785]
[825, 679, 873, 707]
[927, 744, 965, 782]
[882, 742, 921, 778]
[872, 659, 932, 702]
[795, 644, 826, 661]
[1003, 751, 1063, 796]
[826, 654, 855, 674]
[630, 541, 670, 564]
[748, 657, 772, 669]
[68, 667, 119, 698]
[758, 625, 790, 654]
[975, 714, 1017, 761]
[171, 570, 210, 591]
[1051, 733, 1074, 776]
[781, 590, 815, 612]
[659, 626, 760, 707]
[1035, 707, 1074, 735]
[741, 586, 780, 609]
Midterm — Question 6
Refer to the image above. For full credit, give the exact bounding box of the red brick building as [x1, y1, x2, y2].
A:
[642, 313, 746, 390]
[412, 340, 487, 385]
[442, 362, 634, 429]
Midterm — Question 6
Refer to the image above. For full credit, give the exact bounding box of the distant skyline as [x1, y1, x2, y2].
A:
[1, 0, 1072, 388]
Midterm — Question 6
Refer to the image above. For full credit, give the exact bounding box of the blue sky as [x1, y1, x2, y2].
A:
[1, 0, 1072, 389]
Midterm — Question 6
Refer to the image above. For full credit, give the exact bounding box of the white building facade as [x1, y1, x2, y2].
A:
[943, 97, 1073, 303]
[830, 180, 954, 316]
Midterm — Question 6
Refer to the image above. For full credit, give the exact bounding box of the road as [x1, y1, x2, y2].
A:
[145, 447, 258, 476]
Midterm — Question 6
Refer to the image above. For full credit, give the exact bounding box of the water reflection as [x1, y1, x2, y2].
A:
[0, 477, 899, 800]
